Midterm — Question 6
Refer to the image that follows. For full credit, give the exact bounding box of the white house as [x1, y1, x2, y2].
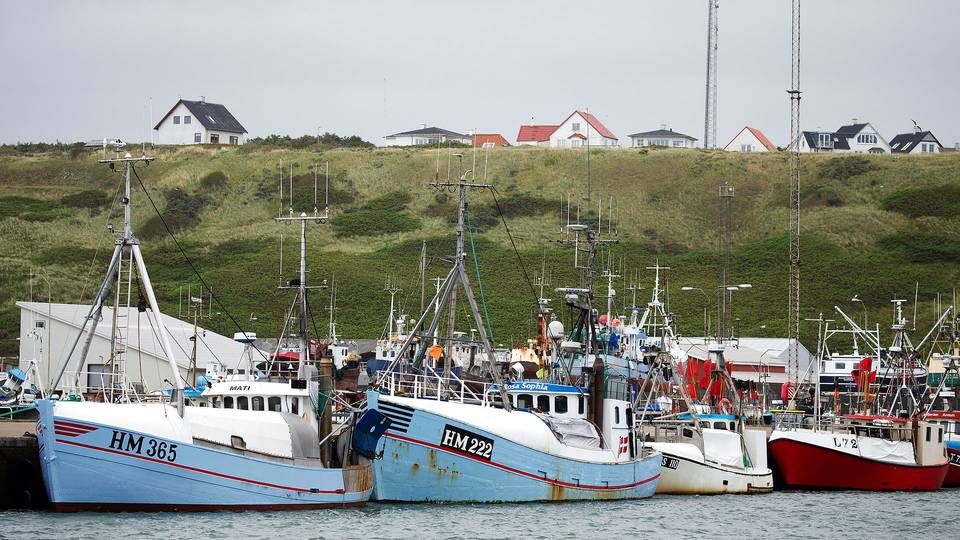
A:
[516, 110, 618, 148]
[628, 127, 697, 148]
[153, 98, 247, 145]
[384, 127, 471, 147]
[799, 121, 890, 153]
[723, 126, 777, 152]
[17, 301, 245, 395]
[889, 125, 943, 154]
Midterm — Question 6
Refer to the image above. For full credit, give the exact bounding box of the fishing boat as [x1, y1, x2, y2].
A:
[366, 171, 661, 502]
[632, 267, 772, 494]
[768, 303, 949, 491]
[36, 151, 385, 511]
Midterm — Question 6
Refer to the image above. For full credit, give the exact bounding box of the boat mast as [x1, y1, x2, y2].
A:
[52, 149, 184, 414]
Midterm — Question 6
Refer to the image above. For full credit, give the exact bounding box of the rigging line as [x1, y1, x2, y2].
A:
[130, 163, 269, 363]
[306, 292, 321, 340]
[465, 211, 494, 340]
[488, 186, 539, 308]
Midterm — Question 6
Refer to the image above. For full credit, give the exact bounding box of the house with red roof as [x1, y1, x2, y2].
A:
[516, 110, 618, 148]
[472, 133, 510, 148]
[723, 126, 777, 152]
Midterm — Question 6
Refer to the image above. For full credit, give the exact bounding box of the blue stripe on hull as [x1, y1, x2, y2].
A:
[36, 401, 371, 510]
[369, 395, 660, 502]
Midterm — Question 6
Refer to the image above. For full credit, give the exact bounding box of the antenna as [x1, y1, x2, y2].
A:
[787, 0, 802, 398]
[704, 0, 719, 148]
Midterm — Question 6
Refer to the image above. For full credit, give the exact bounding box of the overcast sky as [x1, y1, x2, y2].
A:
[2, 0, 958, 147]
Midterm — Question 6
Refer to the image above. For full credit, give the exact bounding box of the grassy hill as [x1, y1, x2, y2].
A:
[1, 144, 959, 357]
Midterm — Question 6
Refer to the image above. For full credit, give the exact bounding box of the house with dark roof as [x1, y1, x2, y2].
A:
[153, 97, 247, 145]
[723, 126, 777, 152]
[889, 124, 943, 154]
[516, 110, 618, 148]
[384, 126, 471, 147]
[628, 126, 697, 149]
[799, 120, 889, 154]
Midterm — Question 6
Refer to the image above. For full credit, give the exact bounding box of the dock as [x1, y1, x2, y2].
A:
[0, 421, 47, 509]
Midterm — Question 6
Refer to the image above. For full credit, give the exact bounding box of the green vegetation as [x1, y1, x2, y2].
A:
[0, 145, 958, 357]
[881, 184, 960, 218]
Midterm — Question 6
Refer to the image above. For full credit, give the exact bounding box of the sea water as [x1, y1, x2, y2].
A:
[1, 490, 956, 539]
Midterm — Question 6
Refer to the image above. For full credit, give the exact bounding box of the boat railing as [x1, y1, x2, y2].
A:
[380, 370, 496, 406]
[60, 370, 167, 404]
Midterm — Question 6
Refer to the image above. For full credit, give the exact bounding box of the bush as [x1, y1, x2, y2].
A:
[360, 191, 412, 212]
[0, 196, 69, 222]
[138, 188, 210, 240]
[880, 184, 960, 218]
[877, 231, 960, 263]
[61, 189, 110, 209]
[817, 156, 880, 181]
[287, 171, 357, 209]
[199, 171, 228, 192]
[245, 133, 374, 149]
[331, 209, 420, 237]
[801, 184, 843, 207]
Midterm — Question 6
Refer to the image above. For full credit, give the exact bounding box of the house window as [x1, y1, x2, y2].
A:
[673, 140, 684, 147]
[740, 144, 753, 152]
[173, 116, 180, 124]
[857, 134, 877, 144]
[571, 139, 581, 148]
[194, 133, 201, 143]
[817, 133, 832, 148]
[183, 115, 191, 124]
[229, 135, 238, 145]
[209, 133, 219, 144]
[572, 122, 581, 132]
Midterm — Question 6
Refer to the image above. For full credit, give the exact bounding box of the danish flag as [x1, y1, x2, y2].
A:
[618, 435, 629, 455]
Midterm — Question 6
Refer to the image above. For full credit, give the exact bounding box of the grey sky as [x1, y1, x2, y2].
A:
[2, 0, 958, 146]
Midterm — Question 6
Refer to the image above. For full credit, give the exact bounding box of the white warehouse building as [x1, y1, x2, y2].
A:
[17, 301, 246, 396]
[153, 97, 248, 145]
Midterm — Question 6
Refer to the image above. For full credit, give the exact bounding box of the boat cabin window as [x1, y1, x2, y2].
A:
[700, 421, 711, 429]
[268, 396, 282, 412]
[252, 397, 264, 411]
[224, 396, 234, 409]
[212, 397, 221, 408]
[237, 396, 249, 410]
[555, 396, 568, 414]
[536, 395, 550, 412]
[516, 394, 533, 409]
[713, 421, 726, 430]
[835, 362, 845, 370]
[938, 427, 943, 444]
[615, 406, 621, 425]
[578, 396, 585, 415]
[926, 426, 931, 442]
[291, 397, 299, 415]
[682, 427, 694, 439]
[854, 427, 868, 437]
[626, 407, 634, 428]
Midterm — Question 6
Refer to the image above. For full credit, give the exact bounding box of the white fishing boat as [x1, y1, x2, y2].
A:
[37, 151, 386, 511]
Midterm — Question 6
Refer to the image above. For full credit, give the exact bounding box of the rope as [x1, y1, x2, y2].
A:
[0, 405, 36, 418]
[130, 164, 268, 363]
[488, 186, 539, 308]
[465, 211, 494, 340]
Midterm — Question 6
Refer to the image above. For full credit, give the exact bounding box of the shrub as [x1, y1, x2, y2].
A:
[199, 171, 228, 192]
[331, 209, 420, 237]
[61, 189, 110, 209]
[361, 191, 413, 212]
[801, 184, 843, 207]
[817, 156, 880, 181]
[138, 188, 210, 240]
[877, 231, 960, 263]
[0, 196, 69, 222]
[880, 184, 960, 218]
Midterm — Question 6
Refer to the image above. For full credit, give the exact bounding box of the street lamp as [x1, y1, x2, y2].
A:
[681, 286, 710, 339]
[851, 295, 867, 327]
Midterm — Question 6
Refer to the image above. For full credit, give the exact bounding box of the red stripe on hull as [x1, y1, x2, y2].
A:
[51, 501, 366, 513]
[769, 438, 948, 491]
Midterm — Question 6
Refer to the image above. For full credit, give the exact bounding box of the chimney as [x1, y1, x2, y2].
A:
[852, 117, 857, 124]
[660, 123, 667, 131]
[200, 95, 206, 103]
[955, 142, 959, 151]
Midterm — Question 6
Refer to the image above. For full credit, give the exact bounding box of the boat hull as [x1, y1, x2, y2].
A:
[368, 393, 660, 502]
[768, 432, 948, 491]
[36, 400, 373, 511]
[945, 442, 960, 487]
[652, 445, 773, 494]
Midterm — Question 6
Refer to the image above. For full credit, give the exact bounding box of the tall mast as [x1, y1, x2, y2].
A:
[787, 0, 803, 403]
[703, 0, 719, 148]
[52, 149, 183, 413]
